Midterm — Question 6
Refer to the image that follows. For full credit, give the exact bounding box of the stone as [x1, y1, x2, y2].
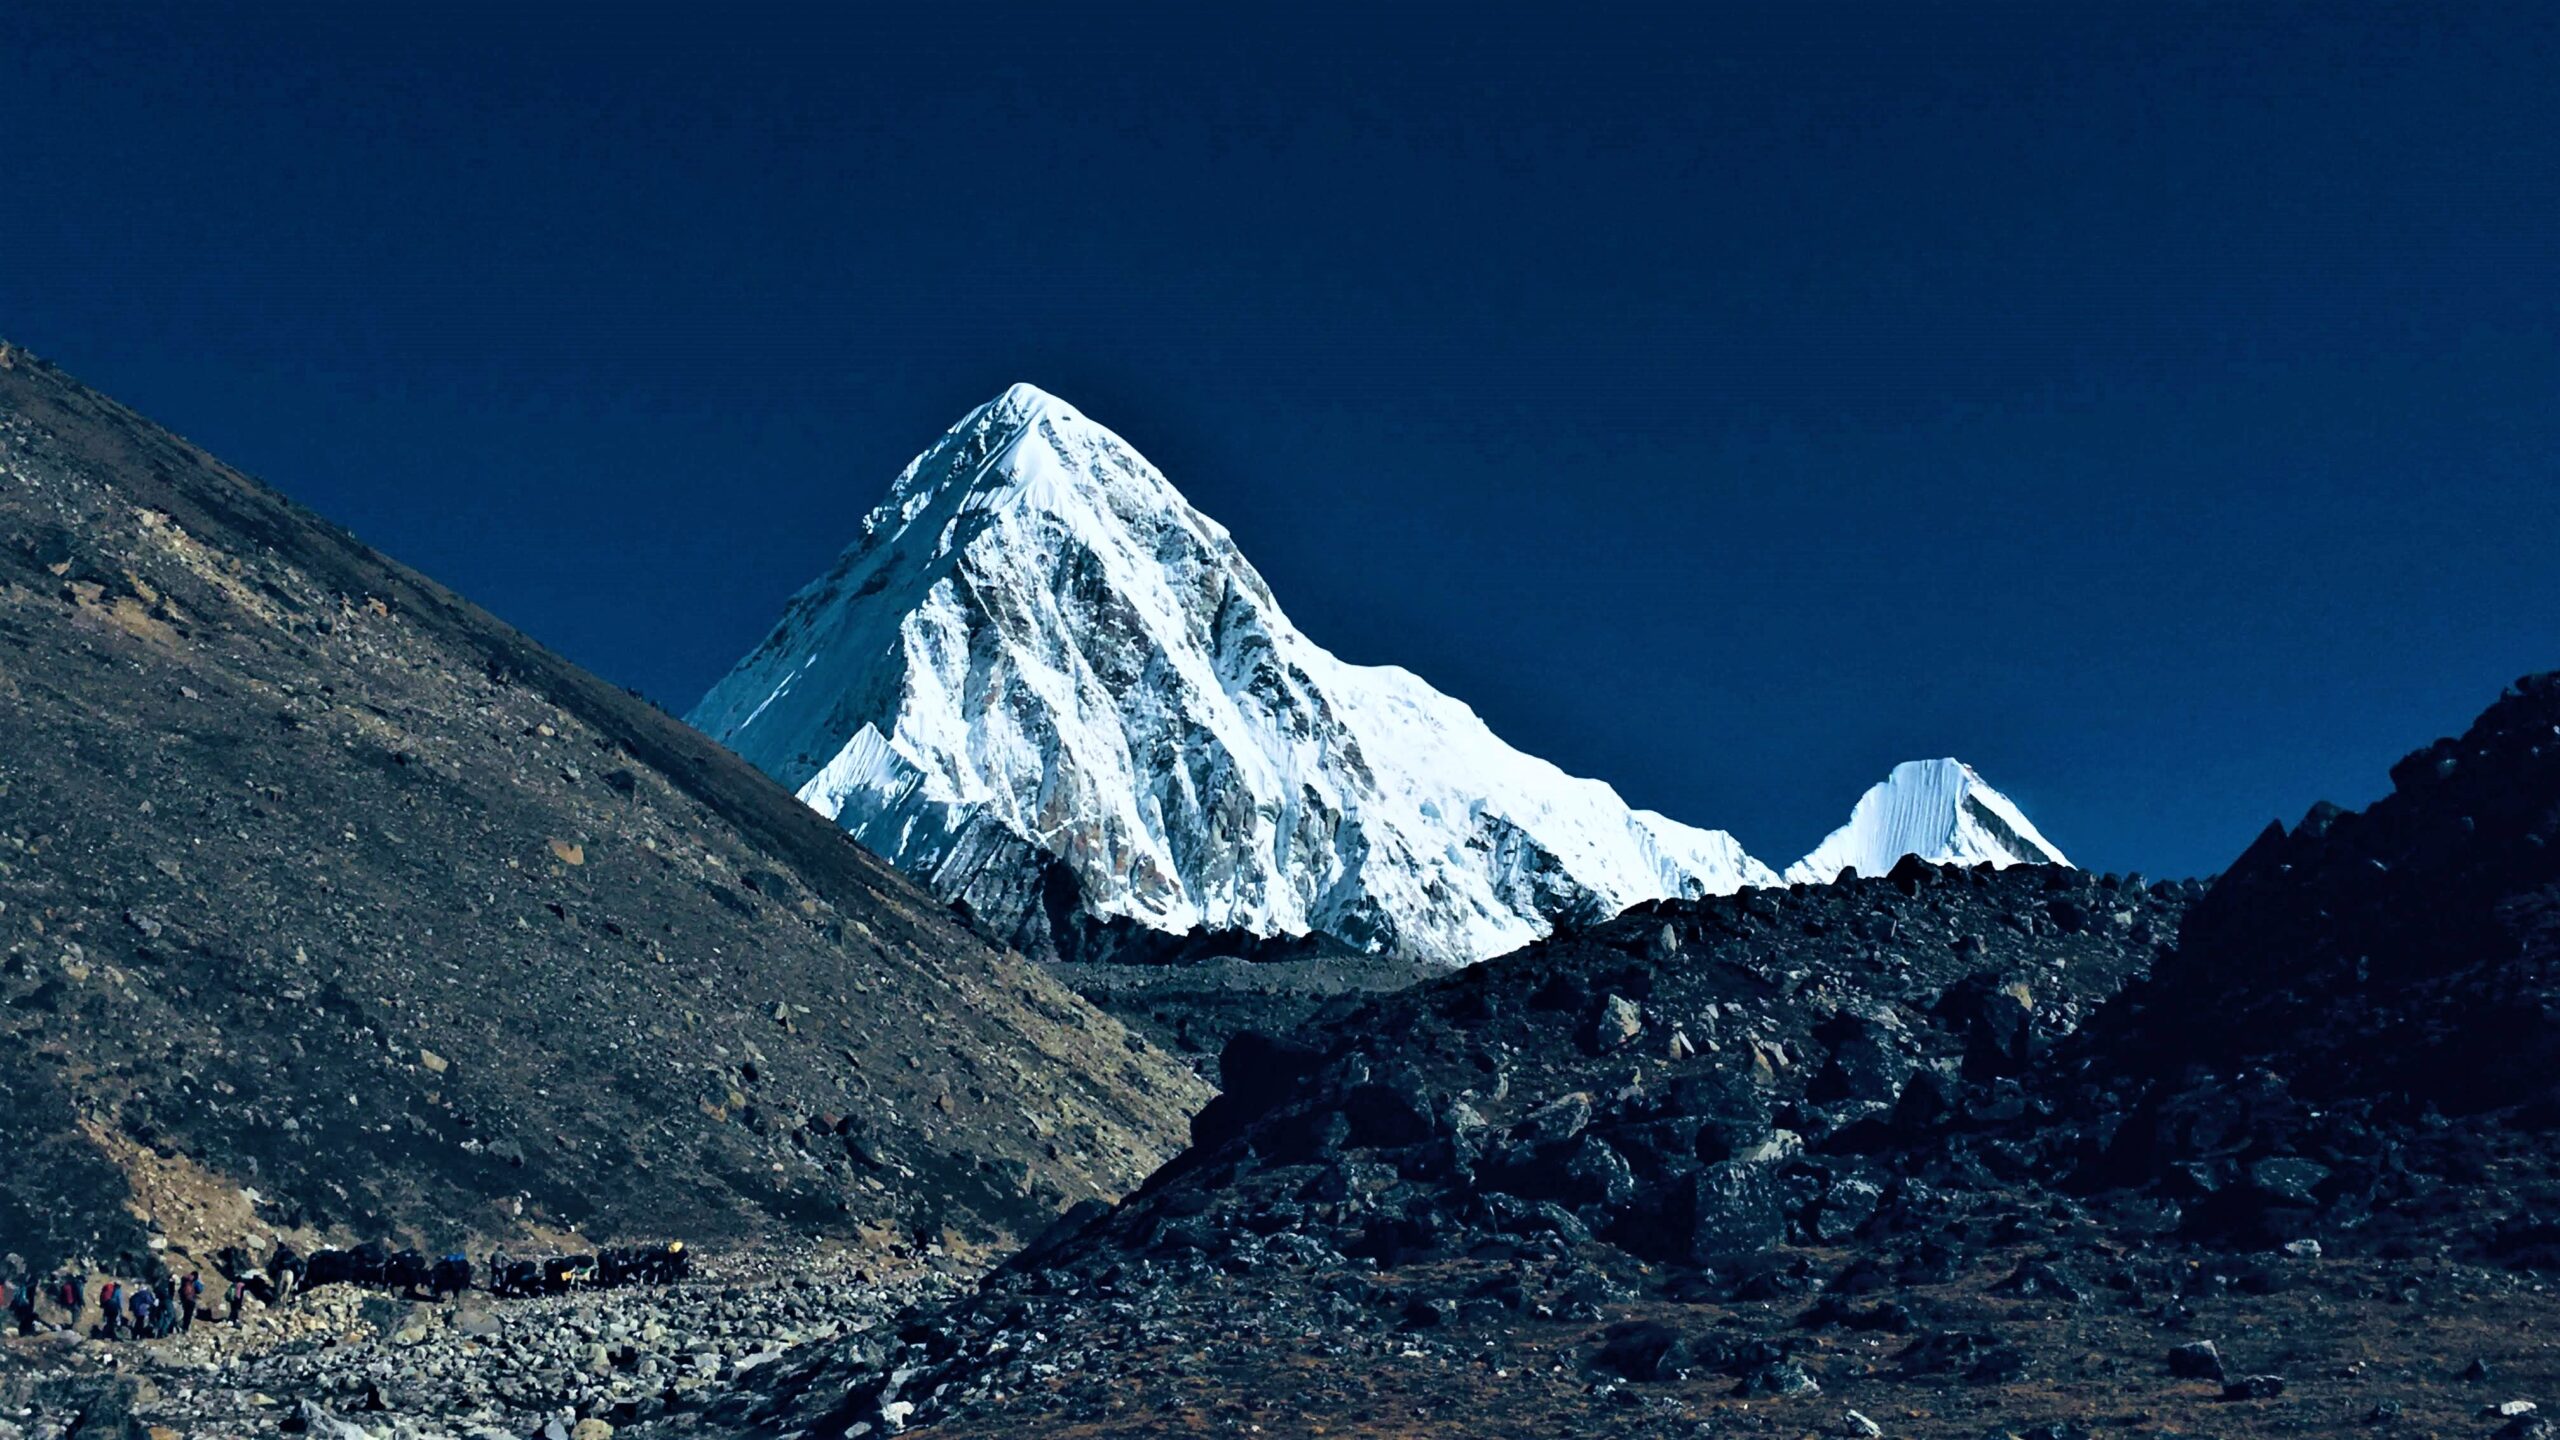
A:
[1592, 1320, 1691, 1382]
[293, 1402, 372, 1440]
[1993, 1259, 2083, 1302]
[1840, 1410, 1884, 1438]
[571, 1422, 614, 1440]
[1810, 1169, 1887, 1242]
[388, 1305, 436, 1347]
[1809, 1014, 1910, 1103]
[452, 1293, 502, 1338]
[1966, 1346, 2033, 1384]
[2167, 1340, 2226, 1381]
[1510, 1091, 1593, 1145]
[1619, 1161, 1782, 1263]
[1733, 1360, 1820, 1398]
[1942, 976, 2035, 1076]
[2222, 1374, 2286, 1400]
[2247, 1156, 2331, 1206]
[1556, 1135, 1637, 1212]
[1342, 1082, 1436, 1148]
[1584, 994, 1644, 1053]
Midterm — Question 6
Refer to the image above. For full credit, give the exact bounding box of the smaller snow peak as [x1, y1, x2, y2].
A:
[1785, 756, 2068, 886]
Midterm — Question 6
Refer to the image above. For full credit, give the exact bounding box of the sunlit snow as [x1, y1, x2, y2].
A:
[690, 386, 2067, 965]
[1782, 758, 2068, 885]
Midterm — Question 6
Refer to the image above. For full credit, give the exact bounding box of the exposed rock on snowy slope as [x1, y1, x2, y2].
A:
[1784, 757, 2068, 885]
[690, 384, 1778, 967]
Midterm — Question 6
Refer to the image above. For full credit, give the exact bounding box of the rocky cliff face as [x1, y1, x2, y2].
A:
[0, 346, 1209, 1279]
[691, 384, 1777, 967]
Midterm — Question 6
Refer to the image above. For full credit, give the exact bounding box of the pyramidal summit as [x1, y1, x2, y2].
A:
[1784, 757, 2069, 885]
[691, 385, 2067, 965]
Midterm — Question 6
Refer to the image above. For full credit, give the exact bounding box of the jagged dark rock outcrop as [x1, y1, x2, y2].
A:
[2123, 672, 2560, 1111]
[1875, 675, 2560, 1253]
[693, 864, 2184, 1437]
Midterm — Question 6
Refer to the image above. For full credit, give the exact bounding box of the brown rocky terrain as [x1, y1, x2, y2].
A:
[0, 342, 1210, 1290]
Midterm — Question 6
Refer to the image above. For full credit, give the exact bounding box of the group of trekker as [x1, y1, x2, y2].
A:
[0, 1269, 246, 1341]
[0, 1239, 687, 1345]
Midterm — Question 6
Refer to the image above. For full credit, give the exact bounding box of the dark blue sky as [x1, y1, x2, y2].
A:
[8, 3, 2556, 879]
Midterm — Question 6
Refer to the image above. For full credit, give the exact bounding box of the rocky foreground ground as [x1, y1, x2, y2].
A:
[0, 1244, 977, 1440]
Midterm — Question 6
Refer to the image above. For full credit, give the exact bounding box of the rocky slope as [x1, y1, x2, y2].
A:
[668, 676, 2560, 1440]
[681, 860, 2187, 1437]
[690, 383, 1795, 968]
[0, 344, 1210, 1286]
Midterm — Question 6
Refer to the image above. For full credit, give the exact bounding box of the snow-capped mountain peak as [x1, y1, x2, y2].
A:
[1784, 757, 2068, 885]
[689, 383, 1779, 966]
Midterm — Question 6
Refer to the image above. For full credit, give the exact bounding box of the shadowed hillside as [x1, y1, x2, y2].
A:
[0, 342, 1210, 1280]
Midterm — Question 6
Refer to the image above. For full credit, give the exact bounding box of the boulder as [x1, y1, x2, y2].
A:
[2222, 1374, 2285, 1400]
[1582, 994, 1644, 1054]
[2247, 1156, 2331, 1207]
[1615, 1161, 1782, 1263]
[1809, 1014, 1911, 1104]
[1939, 975, 2036, 1077]
[2167, 1340, 2226, 1381]
[1343, 1082, 1437, 1148]
[291, 1402, 371, 1440]
[1592, 1320, 1691, 1382]
[1510, 1092, 1594, 1146]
